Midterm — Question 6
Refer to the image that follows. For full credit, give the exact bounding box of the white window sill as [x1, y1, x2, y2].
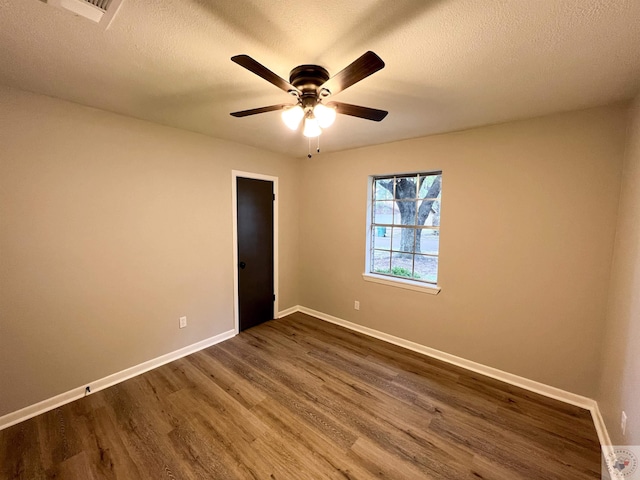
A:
[362, 273, 441, 295]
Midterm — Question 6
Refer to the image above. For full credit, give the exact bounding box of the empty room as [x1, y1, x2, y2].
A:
[1, 0, 639, 478]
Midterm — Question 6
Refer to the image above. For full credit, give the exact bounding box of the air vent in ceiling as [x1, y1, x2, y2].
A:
[45, 0, 124, 27]
[87, 0, 111, 9]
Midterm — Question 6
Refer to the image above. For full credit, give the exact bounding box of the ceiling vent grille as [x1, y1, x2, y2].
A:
[45, 0, 123, 27]
[86, 0, 111, 10]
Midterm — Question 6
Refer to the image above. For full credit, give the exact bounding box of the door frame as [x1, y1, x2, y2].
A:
[231, 170, 279, 334]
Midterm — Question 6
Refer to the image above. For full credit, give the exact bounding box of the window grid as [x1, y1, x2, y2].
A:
[370, 172, 441, 285]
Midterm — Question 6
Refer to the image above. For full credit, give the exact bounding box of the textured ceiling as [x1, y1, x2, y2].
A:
[1, 0, 639, 158]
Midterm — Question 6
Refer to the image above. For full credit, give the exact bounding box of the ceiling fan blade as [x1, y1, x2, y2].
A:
[319, 51, 385, 98]
[230, 104, 290, 117]
[231, 55, 300, 95]
[327, 101, 388, 122]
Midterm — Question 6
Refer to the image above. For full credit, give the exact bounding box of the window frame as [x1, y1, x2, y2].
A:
[364, 171, 442, 295]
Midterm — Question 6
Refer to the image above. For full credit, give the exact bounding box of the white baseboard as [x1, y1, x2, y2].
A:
[592, 405, 616, 478]
[277, 305, 299, 318]
[284, 305, 613, 450]
[0, 329, 236, 431]
[591, 403, 613, 447]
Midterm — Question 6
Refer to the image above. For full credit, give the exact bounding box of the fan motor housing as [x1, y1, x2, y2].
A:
[289, 65, 330, 96]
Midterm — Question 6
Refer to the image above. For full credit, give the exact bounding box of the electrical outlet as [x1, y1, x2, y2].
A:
[354, 301, 360, 310]
[621, 411, 627, 435]
[179, 316, 187, 329]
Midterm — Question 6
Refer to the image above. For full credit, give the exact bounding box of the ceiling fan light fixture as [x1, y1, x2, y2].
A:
[303, 116, 322, 138]
[230, 52, 388, 149]
[281, 105, 304, 130]
[313, 103, 336, 128]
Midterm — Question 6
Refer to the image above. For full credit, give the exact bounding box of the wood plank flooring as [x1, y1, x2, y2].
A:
[0, 312, 602, 479]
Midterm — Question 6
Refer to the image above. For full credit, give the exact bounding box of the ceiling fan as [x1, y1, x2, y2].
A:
[230, 51, 388, 139]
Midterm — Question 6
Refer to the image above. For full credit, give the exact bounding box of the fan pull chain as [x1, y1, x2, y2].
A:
[307, 136, 322, 159]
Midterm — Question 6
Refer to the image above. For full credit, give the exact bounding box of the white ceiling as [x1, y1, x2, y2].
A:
[1, 0, 639, 158]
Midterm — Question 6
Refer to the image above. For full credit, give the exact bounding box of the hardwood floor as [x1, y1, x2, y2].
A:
[0, 312, 602, 479]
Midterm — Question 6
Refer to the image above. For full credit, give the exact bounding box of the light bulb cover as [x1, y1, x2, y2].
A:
[303, 116, 322, 138]
[281, 105, 304, 130]
[313, 103, 336, 128]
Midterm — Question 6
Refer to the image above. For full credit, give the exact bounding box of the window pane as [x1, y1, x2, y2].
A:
[393, 200, 418, 226]
[414, 255, 438, 283]
[418, 229, 439, 255]
[391, 252, 419, 279]
[422, 198, 441, 227]
[372, 226, 391, 250]
[391, 227, 416, 253]
[373, 201, 394, 225]
[395, 176, 418, 199]
[392, 201, 400, 225]
[418, 174, 442, 198]
[374, 179, 394, 200]
[372, 250, 391, 274]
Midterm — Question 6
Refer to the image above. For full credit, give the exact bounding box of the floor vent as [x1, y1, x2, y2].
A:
[45, 0, 123, 27]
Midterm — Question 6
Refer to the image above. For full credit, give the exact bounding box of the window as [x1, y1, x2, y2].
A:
[367, 172, 442, 287]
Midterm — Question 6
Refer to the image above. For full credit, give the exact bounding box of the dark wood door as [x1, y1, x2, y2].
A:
[237, 177, 274, 331]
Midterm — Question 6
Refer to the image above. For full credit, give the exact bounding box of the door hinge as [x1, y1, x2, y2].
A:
[273, 294, 276, 301]
[273, 194, 275, 201]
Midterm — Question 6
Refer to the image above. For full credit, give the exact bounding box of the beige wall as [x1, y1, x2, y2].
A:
[298, 105, 628, 397]
[597, 96, 640, 444]
[0, 85, 300, 417]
